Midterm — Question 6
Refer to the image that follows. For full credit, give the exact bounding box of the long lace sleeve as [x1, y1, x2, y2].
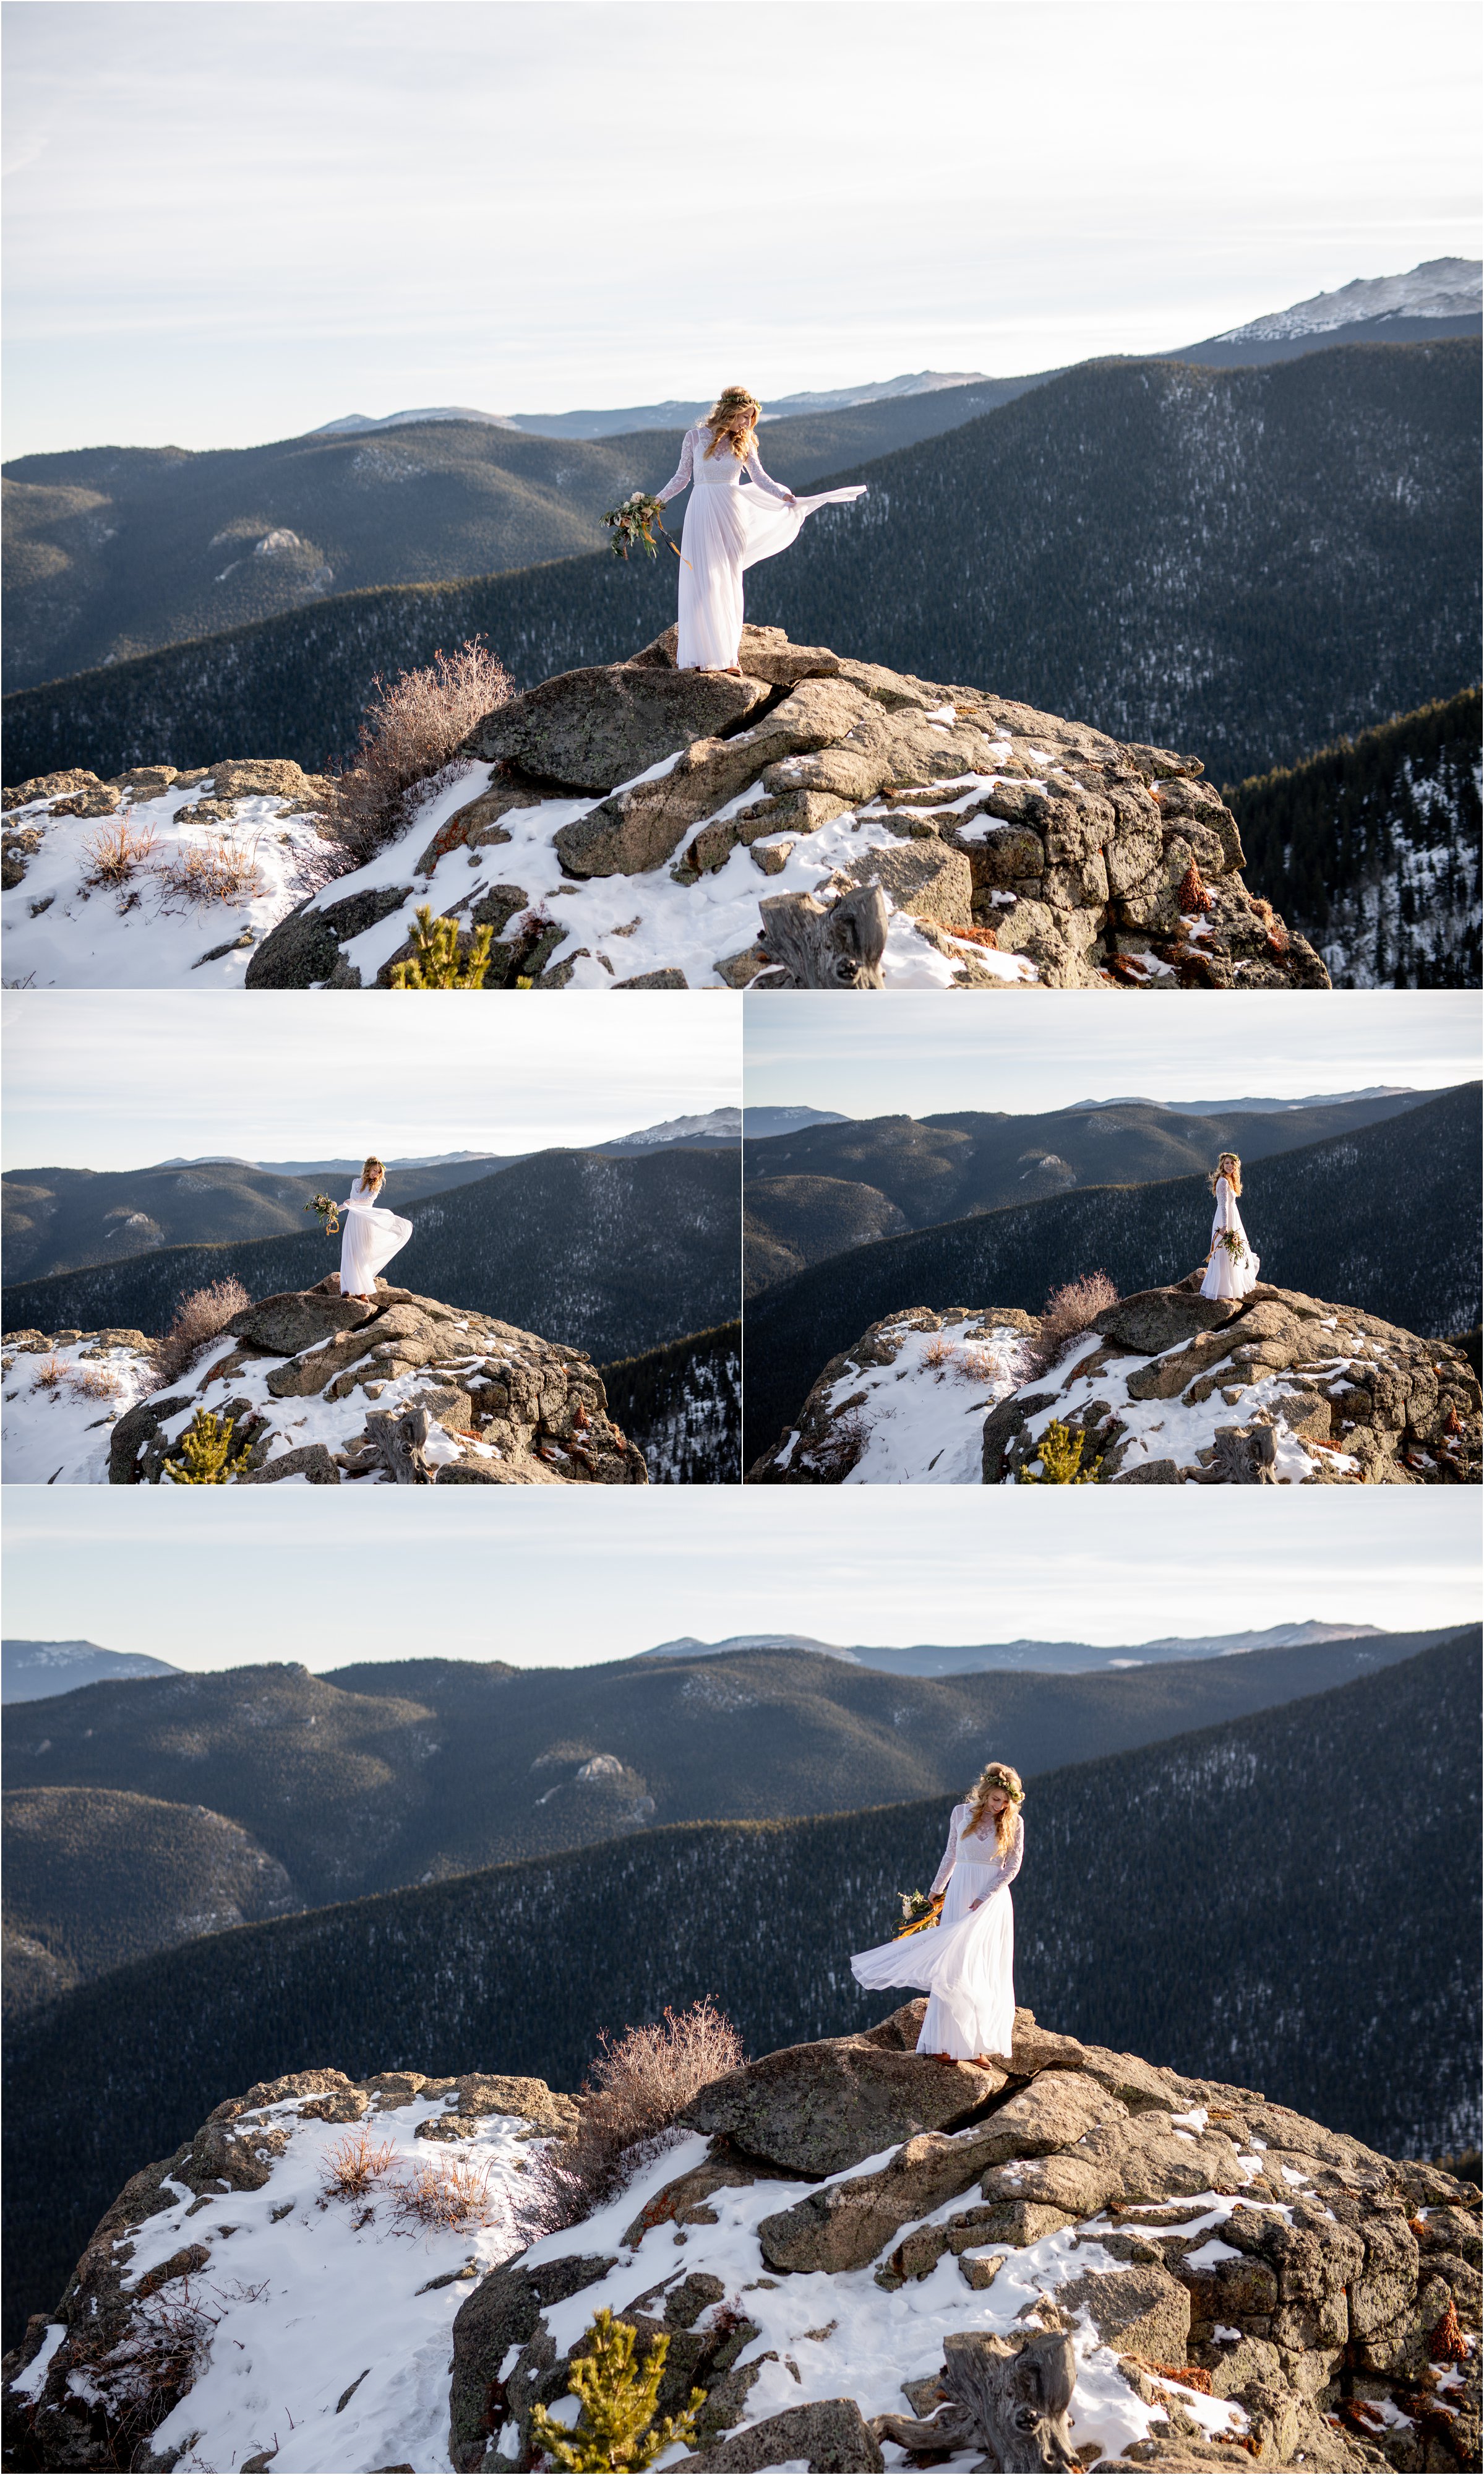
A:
[742, 447, 795, 504]
[1211, 1177, 1232, 1243]
[654, 428, 697, 506]
[998, 1813, 1024, 1892]
[929, 1806, 964, 1896]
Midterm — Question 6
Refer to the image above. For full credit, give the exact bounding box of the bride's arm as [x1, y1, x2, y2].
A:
[928, 1807, 961, 1897]
[742, 447, 797, 506]
[654, 428, 697, 506]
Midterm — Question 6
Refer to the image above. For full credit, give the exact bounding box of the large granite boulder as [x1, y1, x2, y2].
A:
[467, 665, 771, 794]
[679, 2027, 1007, 2176]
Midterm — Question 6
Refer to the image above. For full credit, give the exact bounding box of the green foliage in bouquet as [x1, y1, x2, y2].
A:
[526, 2309, 703, 2472]
[304, 1192, 340, 1236]
[388, 905, 495, 990]
[1020, 1419, 1103, 1485]
[162, 1408, 254, 1486]
[602, 493, 680, 562]
[1215, 1228, 1248, 1263]
[893, 1887, 944, 1940]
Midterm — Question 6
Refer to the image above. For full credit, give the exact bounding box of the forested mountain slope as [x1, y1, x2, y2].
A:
[1, 1153, 516, 1286]
[4, 342, 1475, 790]
[5, 1630, 1475, 2351]
[2, 1628, 1461, 1930]
[742, 1091, 1433, 1295]
[598, 1320, 741, 1486]
[1, 1146, 739, 1367]
[1227, 687, 1482, 989]
[0, 382, 1041, 694]
[743, 1083, 1481, 1461]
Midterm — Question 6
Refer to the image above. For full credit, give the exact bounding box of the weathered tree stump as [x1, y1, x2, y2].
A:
[757, 881, 889, 988]
[365, 1402, 435, 1484]
[870, 2328, 1078, 2473]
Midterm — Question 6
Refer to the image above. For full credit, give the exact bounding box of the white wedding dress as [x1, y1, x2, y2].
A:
[851, 1805, 1023, 2061]
[1200, 1174, 1260, 1301]
[655, 425, 867, 670]
[338, 1177, 412, 1299]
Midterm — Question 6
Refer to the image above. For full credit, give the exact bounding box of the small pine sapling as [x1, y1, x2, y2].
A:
[1020, 1419, 1103, 1484]
[162, 1408, 254, 1484]
[527, 2309, 703, 2473]
[388, 906, 495, 990]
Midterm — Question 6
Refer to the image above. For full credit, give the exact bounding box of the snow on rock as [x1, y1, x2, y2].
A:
[748, 1308, 1040, 1486]
[749, 1283, 1482, 1489]
[0, 2065, 575, 2475]
[6, 2013, 1478, 2474]
[1, 762, 341, 991]
[3, 629, 1331, 994]
[2, 1280, 648, 1486]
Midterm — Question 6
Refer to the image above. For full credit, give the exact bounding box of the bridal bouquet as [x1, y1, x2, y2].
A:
[1215, 1229, 1247, 1264]
[893, 1888, 944, 1940]
[305, 1193, 341, 1237]
[602, 492, 679, 561]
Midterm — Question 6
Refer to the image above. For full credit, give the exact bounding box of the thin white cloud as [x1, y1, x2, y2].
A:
[0, 990, 740, 1168]
[742, 991, 1483, 1119]
[3, 1, 1478, 453]
[3, 1490, 1478, 1669]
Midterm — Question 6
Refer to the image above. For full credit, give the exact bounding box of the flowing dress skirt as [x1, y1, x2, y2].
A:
[851, 1885, 1016, 2062]
[339, 1200, 413, 1297]
[677, 481, 867, 671]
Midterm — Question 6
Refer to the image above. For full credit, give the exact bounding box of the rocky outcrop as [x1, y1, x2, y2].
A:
[752, 1285, 1481, 1487]
[441, 2000, 1479, 2473]
[982, 1280, 1482, 1486]
[1, 2065, 576, 2475]
[749, 1304, 1040, 1483]
[0, 760, 338, 900]
[223, 625, 1330, 993]
[12, 1279, 647, 1485]
[6, 2014, 1478, 2474]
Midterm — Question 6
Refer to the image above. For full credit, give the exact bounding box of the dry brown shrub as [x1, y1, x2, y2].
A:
[803, 1409, 870, 1481]
[320, 2128, 398, 2200]
[83, 813, 157, 885]
[394, 2154, 498, 2231]
[150, 1279, 253, 1388]
[333, 638, 513, 866]
[67, 1364, 124, 1400]
[30, 1353, 68, 1391]
[1037, 1272, 1119, 1367]
[956, 1341, 1008, 1385]
[922, 1333, 955, 1372]
[530, 1999, 745, 2235]
[155, 833, 264, 908]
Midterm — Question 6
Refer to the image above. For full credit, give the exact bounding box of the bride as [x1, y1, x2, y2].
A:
[851, 1762, 1025, 2065]
[1200, 1150, 1260, 1301]
[653, 385, 867, 673]
[337, 1156, 413, 1300]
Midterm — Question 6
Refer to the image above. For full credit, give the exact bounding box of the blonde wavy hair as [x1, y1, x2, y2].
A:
[361, 1156, 385, 1193]
[703, 385, 761, 461]
[963, 1760, 1024, 1854]
[1209, 1151, 1242, 1197]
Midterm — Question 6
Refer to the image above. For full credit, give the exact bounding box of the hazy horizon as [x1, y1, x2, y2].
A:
[4, 0, 1478, 457]
[3, 1493, 1477, 1669]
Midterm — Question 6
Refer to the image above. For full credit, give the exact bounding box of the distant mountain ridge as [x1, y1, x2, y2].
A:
[4, 340, 1477, 793]
[640, 1620, 1388, 1673]
[742, 1088, 1439, 1298]
[1, 1642, 183, 1702]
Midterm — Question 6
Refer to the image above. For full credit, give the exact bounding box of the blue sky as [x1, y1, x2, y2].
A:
[743, 991, 1483, 1120]
[4, 1490, 1478, 1669]
[4, 0, 1479, 455]
[0, 991, 740, 1168]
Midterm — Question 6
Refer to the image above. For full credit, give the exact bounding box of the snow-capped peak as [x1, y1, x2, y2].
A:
[608, 1107, 740, 1148]
[1213, 256, 1481, 343]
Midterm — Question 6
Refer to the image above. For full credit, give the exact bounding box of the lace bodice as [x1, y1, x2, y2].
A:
[930, 1802, 1024, 1898]
[656, 425, 794, 502]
